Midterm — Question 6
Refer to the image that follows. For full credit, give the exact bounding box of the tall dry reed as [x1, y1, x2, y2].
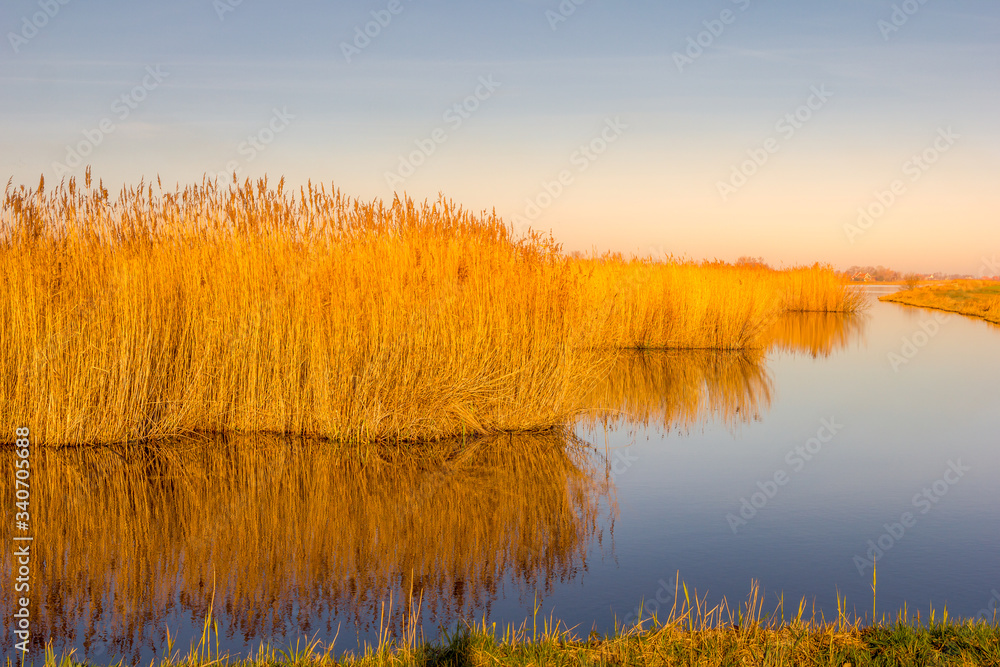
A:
[1, 173, 864, 445]
[2, 174, 610, 444]
[578, 258, 782, 350]
[778, 263, 868, 313]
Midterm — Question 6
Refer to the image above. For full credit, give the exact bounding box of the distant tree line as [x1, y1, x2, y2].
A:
[840, 266, 989, 282]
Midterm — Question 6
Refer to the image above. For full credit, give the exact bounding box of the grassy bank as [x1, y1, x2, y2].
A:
[14, 584, 998, 666]
[880, 279, 1000, 324]
[372, 620, 1000, 667]
[2, 174, 865, 445]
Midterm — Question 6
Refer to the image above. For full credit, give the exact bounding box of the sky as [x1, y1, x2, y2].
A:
[1, 0, 998, 274]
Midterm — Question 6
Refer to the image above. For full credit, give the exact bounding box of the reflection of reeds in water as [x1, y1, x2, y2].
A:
[764, 312, 868, 359]
[0, 432, 610, 662]
[579, 313, 866, 431]
[581, 350, 774, 431]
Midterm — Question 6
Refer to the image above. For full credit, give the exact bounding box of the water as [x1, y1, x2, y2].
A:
[581, 293, 1000, 628]
[3, 290, 999, 664]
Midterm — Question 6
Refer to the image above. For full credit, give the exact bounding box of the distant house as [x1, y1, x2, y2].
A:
[851, 272, 873, 282]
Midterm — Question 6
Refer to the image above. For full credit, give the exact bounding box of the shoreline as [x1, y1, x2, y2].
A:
[879, 280, 1000, 325]
[16, 604, 999, 666]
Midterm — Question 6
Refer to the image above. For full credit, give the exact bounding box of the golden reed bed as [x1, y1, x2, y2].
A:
[1, 173, 866, 445]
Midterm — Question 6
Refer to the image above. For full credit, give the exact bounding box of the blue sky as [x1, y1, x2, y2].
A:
[2, 0, 998, 273]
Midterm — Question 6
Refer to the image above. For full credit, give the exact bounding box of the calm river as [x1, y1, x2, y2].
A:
[2, 288, 998, 664]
